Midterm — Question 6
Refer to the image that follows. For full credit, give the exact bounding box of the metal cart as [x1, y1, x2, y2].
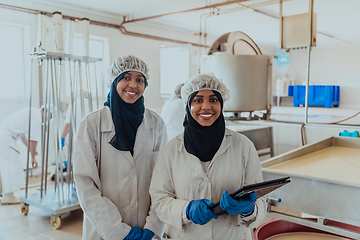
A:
[20, 51, 101, 229]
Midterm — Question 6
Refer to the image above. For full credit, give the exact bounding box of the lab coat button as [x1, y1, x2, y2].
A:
[130, 173, 135, 177]
[131, 201, 135, 205]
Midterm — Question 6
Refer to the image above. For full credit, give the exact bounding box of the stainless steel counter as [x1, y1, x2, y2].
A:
[261, 137, 360, 239]
[226, 120, 274, 158]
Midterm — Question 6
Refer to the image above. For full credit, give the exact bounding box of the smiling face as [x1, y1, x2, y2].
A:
[190, 90, 221, 126]
[116, 71, 145, 103]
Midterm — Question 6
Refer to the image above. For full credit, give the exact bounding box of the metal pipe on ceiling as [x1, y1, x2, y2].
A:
[118, 21, 204, 47]
[0, 3, 206, 47]
[121, 0, 250, 23]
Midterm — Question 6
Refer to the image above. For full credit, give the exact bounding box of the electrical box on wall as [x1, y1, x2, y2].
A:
[281, 12, 317, 49]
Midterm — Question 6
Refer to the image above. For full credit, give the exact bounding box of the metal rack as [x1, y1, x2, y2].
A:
[20, 51, 101, 229]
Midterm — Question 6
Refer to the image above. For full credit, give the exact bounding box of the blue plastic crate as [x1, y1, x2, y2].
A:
[291, 85, 340, 108]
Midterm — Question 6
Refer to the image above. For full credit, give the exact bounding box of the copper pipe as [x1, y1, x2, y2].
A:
[122, 0, 250, 23]
[0, 3, 206, 47]
[118, 24, 205, 47]
[0, 3, 40, 14]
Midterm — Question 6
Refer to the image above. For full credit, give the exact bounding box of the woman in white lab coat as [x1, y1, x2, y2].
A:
[149, 74, 266, 240]
[74, 55, 167, 240]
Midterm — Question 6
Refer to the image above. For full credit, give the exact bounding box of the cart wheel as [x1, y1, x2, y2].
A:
[21, 202, 29, 215]
[50, 215, 61, 229]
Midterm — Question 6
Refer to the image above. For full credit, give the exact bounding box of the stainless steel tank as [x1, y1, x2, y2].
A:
[208, 53, 272, 112]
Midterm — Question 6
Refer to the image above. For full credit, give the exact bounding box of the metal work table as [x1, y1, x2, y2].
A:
[261, 136, 360, 239]
[226, 120, 274, 158]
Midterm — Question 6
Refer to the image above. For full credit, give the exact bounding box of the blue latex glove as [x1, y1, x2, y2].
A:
[61, 137, 65, 150]
[124, 227, 142, 240]
[220, 190, 257, 215]
[140, 229, 154, 240]
[186, 199, 218, 225]
[63, 160, 68, 172]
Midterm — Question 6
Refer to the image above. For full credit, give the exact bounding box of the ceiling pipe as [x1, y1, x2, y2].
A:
[0, 3, 208, 47]
[118, 20, 205, 47]
[122, 0, 250, 24]
[2, 1, 352, 46]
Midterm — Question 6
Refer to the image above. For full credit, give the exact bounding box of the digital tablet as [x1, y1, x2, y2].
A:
[210, 176, 291, 215]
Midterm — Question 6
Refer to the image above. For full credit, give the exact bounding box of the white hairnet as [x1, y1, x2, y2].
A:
[40, 104, 53, 119]
[40, 104, 53, 115]
[173, 83, 184, 98]
[181, 73, 230, 106]
[108, 55, 150, 81]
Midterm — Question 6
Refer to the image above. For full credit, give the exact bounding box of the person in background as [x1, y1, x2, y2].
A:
[0, 106, 52, 204]
[60, 89, 90, 150]
[73, 55, 168, 240]
[161, 83, 185, 140]
[150, 74, 266, 240]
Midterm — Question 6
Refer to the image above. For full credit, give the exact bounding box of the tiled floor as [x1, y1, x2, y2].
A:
[0, 179, 82, 240]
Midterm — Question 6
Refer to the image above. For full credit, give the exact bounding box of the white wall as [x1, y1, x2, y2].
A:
[0, 1, 280, 116]
[288, 45, 360, 108]
[0, 3, 209, 170]
[0, 2, 207, 118]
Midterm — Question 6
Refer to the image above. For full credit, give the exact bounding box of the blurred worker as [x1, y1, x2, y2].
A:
[0, 106, 52, 204]
[61, 89, 90, 150]
[74, 55, 168, 240]
[150, 74, 266, 240]
[161, 83, 185, 140]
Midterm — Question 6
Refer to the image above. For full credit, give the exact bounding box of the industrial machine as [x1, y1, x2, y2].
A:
[201, 31, 272, 120]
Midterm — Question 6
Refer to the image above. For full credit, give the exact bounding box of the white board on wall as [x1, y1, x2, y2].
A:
[160, 45, 190, 98]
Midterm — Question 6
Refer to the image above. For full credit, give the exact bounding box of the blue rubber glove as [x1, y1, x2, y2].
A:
[140, 229, 154, 240]
[186, 199, 218, 225]
[220, 191, 257, 215]
[61, 137, 65, 150]
[63, 160, 68, 172]
[124, 227, 142, 240]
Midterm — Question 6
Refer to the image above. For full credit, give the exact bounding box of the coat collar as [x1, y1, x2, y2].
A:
[100, 106, 156, 132]
[100, 106, 114, 133]
[177, 128, 232, 177]
[101, 106, 156, 159]
[176, 128, 232, 154]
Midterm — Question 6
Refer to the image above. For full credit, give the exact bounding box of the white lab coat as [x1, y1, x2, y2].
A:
[73, 106, 168, 240]
[161, 97, 185, 140]
[150, 128, 267, 240]
[0, 108, 42, 194]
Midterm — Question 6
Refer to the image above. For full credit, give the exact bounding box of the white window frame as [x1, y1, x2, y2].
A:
[67, 33, 110, 98]
[0, 21, 31, 99]
[160, 44, 191, 98]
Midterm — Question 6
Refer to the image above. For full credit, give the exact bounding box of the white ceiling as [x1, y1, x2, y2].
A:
[31, 0, 360, 48]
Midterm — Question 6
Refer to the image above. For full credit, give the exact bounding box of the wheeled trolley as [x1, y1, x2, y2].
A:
[20, 51, 101, 229]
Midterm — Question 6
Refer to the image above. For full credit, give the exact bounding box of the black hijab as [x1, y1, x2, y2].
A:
[183, 90, 225, 162]
[104, 71, 145, 155]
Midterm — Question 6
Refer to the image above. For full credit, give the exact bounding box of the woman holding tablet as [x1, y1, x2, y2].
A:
[149, 73, 266, 240]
